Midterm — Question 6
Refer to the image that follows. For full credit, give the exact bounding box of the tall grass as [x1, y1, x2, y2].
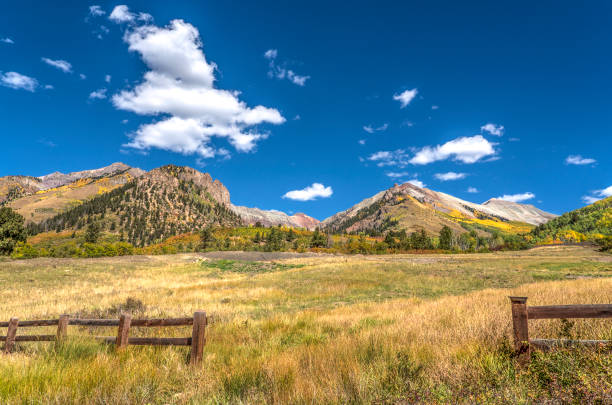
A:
[0, 246, 610, 403]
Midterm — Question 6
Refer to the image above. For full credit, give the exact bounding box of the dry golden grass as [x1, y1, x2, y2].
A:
[0, 246, 610, 403]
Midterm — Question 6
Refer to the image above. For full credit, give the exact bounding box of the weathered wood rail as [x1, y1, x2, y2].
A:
[509, 297, 612, 365]
[1, 312, 207, 365]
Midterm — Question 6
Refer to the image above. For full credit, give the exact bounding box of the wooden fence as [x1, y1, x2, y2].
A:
[509, 297, 612, 364]
[1, 311, 207, 365]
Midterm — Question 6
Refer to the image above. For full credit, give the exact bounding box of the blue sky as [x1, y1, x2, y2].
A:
[1, 1, 610, 219]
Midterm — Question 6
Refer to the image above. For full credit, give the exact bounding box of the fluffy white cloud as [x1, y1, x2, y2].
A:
[407, 179, 425, 188]
[79, 73, 87, 80]
[434, 172, 467, 181]
[480, 123, 504, 136]
[1, 38, 14, 44]
[363, 123, 388, 133]
[283, 183, 333, 201]
[264, 49, 309, 86]
[582, 185, 612, 204]
[393, 88, 418, 108]
[89, 88, 107, 99]
[105, 74, 111, 83]
[386, 171, 410, 178]
[41, 57, 72, 73]
[409, 135, 496, 165]
[496, 192, 535, 203]
[565, 155, 596, 165]
[467, 187, 479, 193]
[109, 5, 134, 22]
[367, 150, 409, 167]
[89, 5, 105, 16]
[0, 72, 38, 91]
[114, 19, 285, 158]
[358, 139, 366, 145]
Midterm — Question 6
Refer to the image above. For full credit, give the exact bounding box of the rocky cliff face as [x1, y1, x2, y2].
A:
[144, 165, 231, 207]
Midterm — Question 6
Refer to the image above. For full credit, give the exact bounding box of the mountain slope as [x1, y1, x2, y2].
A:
[322, 182, 555, 235]
[33, 165, 241, 246]
[482, 198, 557, 225]
[231, 205, 320, 230]
[2, 163, 145, 223]
[530, 196, 612, 242]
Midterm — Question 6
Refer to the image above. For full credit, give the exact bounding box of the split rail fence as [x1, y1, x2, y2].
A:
[509, 297, 612, 364]
[1, 311, 207, 365]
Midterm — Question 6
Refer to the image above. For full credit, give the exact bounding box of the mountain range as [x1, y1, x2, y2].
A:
[0, 163, 559, 245]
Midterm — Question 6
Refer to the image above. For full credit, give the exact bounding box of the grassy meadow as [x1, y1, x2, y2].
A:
[0, 245, 610, 403]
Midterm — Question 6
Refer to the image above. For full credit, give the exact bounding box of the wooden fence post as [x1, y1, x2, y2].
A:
[116, 313, 132, 350]
[4, 317, 19, 353]
[56, 314, 69, 345]
[509, 296, 530, 365]
[190, 311, 207, 365]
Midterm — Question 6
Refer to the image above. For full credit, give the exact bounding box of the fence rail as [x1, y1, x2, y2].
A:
[1, 312, 206, 365]
[509, 297, 612, 365]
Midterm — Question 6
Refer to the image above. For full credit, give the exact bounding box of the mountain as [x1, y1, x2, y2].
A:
[530, 196, 612, 243]
[34, 165, 241, 246]
[482, 198, 557, 225]
[231, 205, 319, 230]
[6, 163, 322, 244]
[1, 163, 144, 223]
[322, 182, 556, 235]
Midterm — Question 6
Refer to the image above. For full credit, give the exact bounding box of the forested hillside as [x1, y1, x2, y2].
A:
[30, 165, 241, 247]
[530, 196, 612, 249]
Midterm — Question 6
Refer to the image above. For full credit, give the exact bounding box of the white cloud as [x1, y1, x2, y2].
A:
[44, 84, 54, 90]
[407, 179, 425, 188]
[89, 5, 105, 16]
[367, 149, 409, 167]
[41, 57, 72, 73]
[434, 172, 467, 181]
[582, 185, 612, 204]
[1, 38, 14, 44]
[363, 123, 388, 133]
[386, 171, 410, 178]
[496, 192, 535, 203]
[467, 187, 478, 193]
[80, 73, 87, 80]
[89, 88, 107, 99]
[565, 155, 596, 165]
[431, 105, 439, 110]
[138, 12, 153, 23]
[264, 49, 309, 86]
[480, 123, 504, 136]
[358, 139, 366, 145]
[105, 74, 111, 83]
[283, 183, 332, 201]
[393, 88, 418, 108]
[264, 49, 277, 59]
[109, 5, 134, 23]
[113, 19, 285, 158]
[0, 72, 38, 91]
[410, 135, 496, 165]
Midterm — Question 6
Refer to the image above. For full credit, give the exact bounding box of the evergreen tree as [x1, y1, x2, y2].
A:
[439, 226, 453, 250]
[310, 229, 328, 248]
[199, 226, 215, 250]
[0, 207, 26, 255]
[84, 222, 101, 244]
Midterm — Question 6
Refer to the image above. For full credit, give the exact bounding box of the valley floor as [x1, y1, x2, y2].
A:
[0, 246, 610, 403]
